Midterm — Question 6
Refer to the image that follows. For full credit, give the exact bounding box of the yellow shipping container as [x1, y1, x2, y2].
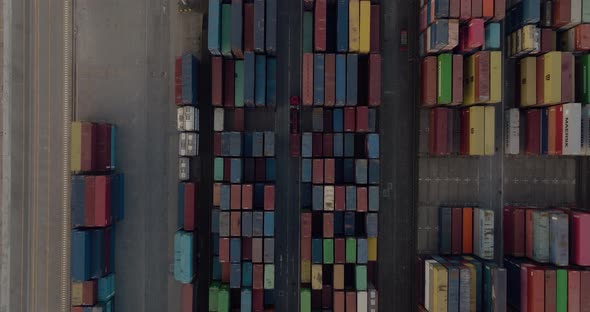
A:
[301, 259, 311, 283]
[311, 264, 323, 290]
[324, 185, 335, 211]
[544, 51, 562, 104]
[359, 1, 370, 54]
[484, 106, 496, 155]
[488, 51, 502, 104]
[469, 106, 485, 155]
[71, 121, 82, 172]
[520, 57, 537, 107]
[367, 237, 377, 261]
[432, 263, 448, 312]
[463, 262, 477, 311]
[349, 0, 360, 52]
[71, 281, 83, 306]
[521, 25, 536, 53]
[333, 264, 344, 290]
[464, 55, 475, 105]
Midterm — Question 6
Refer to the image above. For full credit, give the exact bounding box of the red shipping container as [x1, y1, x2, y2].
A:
[429, 108, 449, 155]
[356, 106, 369, 132]
[231, 184, 241, 210]
[452, 55, 463, 104]
[553, 0, 571, 29]
[492, 0, 505, 21]
[344, 107, 356, 132]
[575, 24, 590, 51]
[175, 57, 182, 105]
[81, 122, 96, 172]
[253, 264, 264, 289]
[302, 212, 312, 238]
[231, 211, 241, 237]
[460, 0, 472, 20]
[325, 54, 336, 106]
[525, 209, 534, 259]
[221, 262, 230, 283]
[346, 292, 357, 312]
[234, 108, 245, 131]
[253, 289, 264, 311]
[368, 54, 381, 106]
[572, 212, 590, 266]
[520, 263, 536, 312]
[334, 238, 345, 263]
[503, 206, 513, 255]
[482, 0, 493, 19]
[512, 208, 525, 257]
[213, 132, 222, 156]
[94, 175, 111, 227]
[537, 56, 545, 105]
[335, 186, 345, 211]
[184, 182, 197, 231]
[301, 237, 311, 261]
[323, 133, 333, 157]
[357, 187, 367, 212]
[244, 3, 254, 52]
[420, 6, 428, 33]
[460, 108, 470, 155]
[224, 158, 231, 182]
[255, 158, 266, 182]
[324, 158, 335, 184]
[580, 271, 590, 310]
[182, 283, 193, 312]
[72, 308, 83, 312]
[290, 134, 301, 157]
[242, 184, 253, 210]
[545, 270, 557, 312]
[219, 238, 230, 262]
[472, 0, 483, 17]
[82, 280, 97, 306]
[370, 5, 380, 53]
[451, 207, 462, 255]
[96, 124, 111, 171]
[224, 59, 235, 107]
[322, 285, 333, 309]
[314, 0, 327, 52]
[474, 51, 490, 103]
[569, 270, 581, 312]
[84, 176, 96, 226]
[212, 57, 223, 106]
[264, 185, 275, 210]
[527, 269, 545, 312]
[562, 52, 575, 103]
[242, 237, 253, 260]
[312, 133, 323, 157]
[313, 159, 324, 184]
[467, 19, 484, 50]
[555, 105, 563, 155]
[303, 53, 314, 106]
[323, 213, 334, 237]
[252, 238, 263, 263]
[334, 291, 345, 312]
[526, 110, 541, 155]
[421, 57, 437, 107]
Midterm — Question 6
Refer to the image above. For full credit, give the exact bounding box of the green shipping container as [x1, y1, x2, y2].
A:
[583, 0, 590, 23]
[437, 53, 452, 104]
[556, 269, 568, 312]
[323, 239, 334, 264]
[303, 12, 313, 53]
[209, 283, 219, 311]
[235, 60, 244, 107]
[214, 158, 224, 181]
[264, 264, 275, 289]
[577, 54, 590, 104]
[218, 285, 230, 312]
[346, 238, 356, 263]
[221, 4, 232, 57]
[301, 288, 311, 312]
[356, 265, 367, 290]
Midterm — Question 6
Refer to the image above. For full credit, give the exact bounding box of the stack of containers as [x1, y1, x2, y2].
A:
[503, 206, 590, 310]
[174, 52, 200, 310]
[300, 0, 381, 311]
[208, 0, 277, 310]
[70, 121, 123, 311]
[505, 1, 590, 156]
[419, 0, 505, 156]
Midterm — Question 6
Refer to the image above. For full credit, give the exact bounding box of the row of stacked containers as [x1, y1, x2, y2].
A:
[174, 51, 199, 311]
[208, 0, 278, 311]
[70, 121, 123, 311]
[297, 0, 381, 311]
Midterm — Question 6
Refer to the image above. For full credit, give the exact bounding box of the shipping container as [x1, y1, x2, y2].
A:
[174, 231, 194, 284]
[368, 54, 381, 106]
[208, 0, 221, 55]
[314, 54, 325, 106]
[266, 0, 277, 54]
[254, 0, 265, 53]
[255, 55, 267, 107]
[359, 1, 371, 54]
[245, 52, 256, 107]
[336, 55, 347, 106]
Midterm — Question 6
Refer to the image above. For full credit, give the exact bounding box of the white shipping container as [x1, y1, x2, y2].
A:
[183, 106, 199, 131]
[179, 133, 188, 156]
[323, 185, 334, 211]
[177, 107, 185, 131]
[478, 209, 494, 260]
[186, 133, 198, 156]
[357, 291, 368, 312]
[424, 259, 436, 311]
[563, 103, 582, 155]
[179, 157, 190, 181]
[214, 108, 224, 132]
[505, 108, 520, 155]
[582, 105, 590, 155]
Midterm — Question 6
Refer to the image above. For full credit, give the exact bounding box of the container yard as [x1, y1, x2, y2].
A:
[5, 0, 590, 311]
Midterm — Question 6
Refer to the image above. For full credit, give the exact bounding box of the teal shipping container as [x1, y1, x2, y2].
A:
[174, 231, 194, 284]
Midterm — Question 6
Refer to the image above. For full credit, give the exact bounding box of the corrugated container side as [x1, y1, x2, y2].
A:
[368, 54, 381, 106]
[315, 0, 327, 52]
[208, 0, 221, 54]
[254, 0, 265, 53]
[231, 0, 243, 58]
[244, 52, 256, 107]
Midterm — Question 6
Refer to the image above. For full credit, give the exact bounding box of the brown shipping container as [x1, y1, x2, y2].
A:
[492, 0, 505, 21]
[313, 159, 324, 184]
[213, 183, 222, 206]
[244, 3, 254, 52]
[325, 54, 336, 106]
[84, 176, 96, 226]
[472, 0, 483, 17]
[231, 211, 241, 237]
[537, 56, 545, 105]
[541, 29, 556, 53]
[303, 53, 314, 106]
[452, 54, 464, 104]
[344, 107, 356, 131]
[474, 51, 490, 103]
[234, 108, 245, 131]
[335, 238, 345, 263]
[562, 52, 574, 103]
[264, 185, 275, 210]
[368, 54, 382, 106]
[212, 57, 223, 106]
[422, 56, 437, 106]
[335, 186, 345, 211]
[357, 187, 368, 212]
[323, 213, 334, 237]
[357, 106, 369, 132]
[553, 0, 571, 28]
[346, 292, 357, 312]
[231, 184, 241, 210]
[460, 0, 472, 20]
[242, 237, 253, 260]
[576, 24, 590, 51]
[220, 237, 230, 262]
[290, 134, 301, 157]
[315, 0, 327, 52]
[224, 59, 235, 107]
[334, 291, 345, 312]
[253, 238, 263, 263]
[333, 264, 344, 289]
[221, 262, 230, 283]
[323, 133, 333, 157]
[324, 158, 335, 184]
[313, 133, 323, 157]
[253, 264, 264, 289]
[301, 237, 312, 261]
[545, 270, 557, 311]
[213, 132, 222, 156]
[450, 0, 460, 18]
[242, 184, 253, 209]
[370, 5, 380, 53]
[302, 212, 312, 238]
[581, 271, 590, 310]
[182, 284, 193, 312]
[81, 122, 96, 172]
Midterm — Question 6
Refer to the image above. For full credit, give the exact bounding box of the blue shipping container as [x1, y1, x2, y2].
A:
[314, 54, 325, 106]
[230, 263, 242, 288]
[435, 0, 449, 18]
[312, 238, 323, 263]
[244, 52, 256, 107]
[312, 185, 323, 211]
[231, 0, 243, 57]
[337, 0, 349, 52]
[346, 186, 357, 211]
[255, 55, 266, 107]
[333, 108, 344, 132]
[182, 53, 198, 105]
[71, 230, 91, 281]
[368, 109, 377, 132]
[97, 273, 115, 302]
[343, 158, 355, 183]
[110, 173, 124, 222]
[243, 132, 253, 156]
[174, 231, 194, 284]
[334, 212, 344, 236]
[302, 132, 313, 157]
[367, 133, 379, 159]
[110, 125, 116, 170]
[212, 256, 222, 280]
[264, 212, 275, 236]
[302, 159, 312, 182]
[208, 0, 221, 55]
[221, 132, 230, 156]
[242, 263, 253, 287]
[220, 184, 230, 210]
[254, 183, 265, 208]
[242, 211, 253, 237]
[266, 158, 276, 181]
[336, 55, 347, 106]
[357, 238, 368, 264]
[485, 23, 501, 50]
[254, 0, 266, 53]
[230, 132, 242, 157]
[267, 58, 277, 108]
[266, 0, 277, 55]
[346, 54, 358, 106]
[522, 0, 540, 25]
[356, 159, 368, 184]
[231, 158, 242, 183]
[264, 131, 275, 156]
[344, 133, 355, 157]
[212, 233, 220, 255]
[366, 213, 378, 237]
[333, 133, 344, 157]
[344, 212, 355, 236]
[302, 183, 312, 208]
[90, 229, 105, 279]
[252, 132, 264, 157]
[241, 288, 253, 311]
[431, 20, 449, 52]
[368, 186, 379, 211]
[108, 227, 115, 273]
[231, 238, 241, 263]
[71, 176, 85, 228]
[369, 159, 380, 185]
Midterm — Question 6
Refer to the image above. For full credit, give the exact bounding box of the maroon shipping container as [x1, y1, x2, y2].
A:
[94, 176, 111, 227]
[212, 57, 223, 106]
[84, 177, 96, 226]
[303, 53, 314, 106]
[224, 158, 231, 182]
[242, 237, 252, 260]
[581, 271, 590, 310]
[472, 0, 483, 17]
[324, 109, 333, 132]
[323, 213, 334, 237]
[324, 158, 335, 184]
[335, 186, 345, 211]
[313, 159, 324, 184]
[346, 292, 357, 312]
[452, 54, 463, 104]
[460, 0, 472, 20]
[451, 207, 462, 254]
[429, 108, 449, 155]
[253, 289, 264, 310]
[175, 57, 182, 105]
[526, 110, 541, 155]
[314, 0, 327, 52]
[301, 237, 311, 261]
[334, 291, 345, 312]
[562, 52, 574, 103]
[220, 237, 230, 262]
[231, 211, 241, 237]
[302, 212, 312, 238]
[231, 185, 241, 210]
[184, 182, 197, 231]
[334, 238, 345, 263]
[81, 122, 96, 172]
[255, 158, 266, 182]
[234, 108, 245, 131]
[540, 29, 556, 53]
[290, 134, 301, 157]
[182, 284, 193, 312]
[221, 262, 230, 283]
[244, 3, 254, 52]
[322, 285, 333, 309]
[242, 184, 253, 209]
[421, 57, 437, 107]
[492, 0, 505, 21]
[368, 54, 381, 106]
[312, 133, 323, 157]
[264, 185, 275, 210]
[568, 270, 581, 312]
[344, 107, 356, 132]
[357, 187, 367, 212]
[356, 106, 369, 132]
[370, 5, 380, 53]
[214, 132, 222, 156]
[96, 124, 111, 171]
[253, 238, 263, 263]
[545, 270, 557, 312]
[576, 24, 590, 51]
[224, 59, 235, 107]
[323, 133, 333, 157]
[253, 264, 264, 289]
[474, 51, 490, 103]
[553, 0, 571, 28]
[450, 0, 460, 17]
[325, 54, 336, 106]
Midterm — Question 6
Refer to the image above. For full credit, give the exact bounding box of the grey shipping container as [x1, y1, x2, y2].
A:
[179, 157, 190, 181]
[212, 208, 220, 234]
[302, 132, 313, 157]
[231, 0, 243, 58]
[252, 132, 264, 157]
[253, 211, 264, 237]
[214, 108, 224, 132]
[314, 54, 325, 106]
[366, 213, 378, 238]
[346, 186, 357, 211]
[221, 132, 231, 156]
[368, 186, 379, 211]
[231, 238, 241, 263]
[264, 238, 274, 263]
[368, 159, 379, 185]
[179, 132, 198, 157]
[230, 263, 241, 288]
[344, 133, 355, 157]
[242, 211, 253, 237]
[220, 212, 230, 237]
[313, 108, 324, 132]
[229, 132, 243, 157]
[313, 185, 324, 211]
[220, 184, 230, 210]
[265, 0, 277, 54]
[264, 132, 275, 156]
[244, 52, 256, 107]
[355, 159, 368, 184]
[549, 212, 569, 266]
[302, 159, 312, 183]
[532, 210, 550, 263]
[253, 0, 265, 53]
[208, 0, 221, 55]
[230, 158, 242, 183]
[357, 238, 368, 264]
[334, 133, 344, 157]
